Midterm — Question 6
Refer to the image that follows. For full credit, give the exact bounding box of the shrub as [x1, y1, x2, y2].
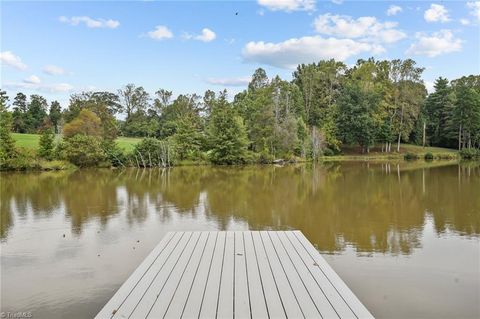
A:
[54, 141, 67, 160]
[63, 109, 102, 138]
[38, 129, 55, 160]
[102, 140, 128, 167]
[322, 148, 335, 156]
[424, 152, 434, 160]
[459, 148, 480, 160]
[64, 135, 105, 167]
[404, 152, 419, 160]
[258, 150, 274, 164]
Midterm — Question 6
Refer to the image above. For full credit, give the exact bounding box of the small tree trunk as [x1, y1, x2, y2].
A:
[423, 121, 426, 148]
[397, 133, 401, 152]
[137, 151, 146, 167]
[458, 124, 462, 150]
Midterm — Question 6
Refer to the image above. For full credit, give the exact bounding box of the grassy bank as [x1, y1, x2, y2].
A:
[321, 144, 457, 161]
[12, 133, 142, 152]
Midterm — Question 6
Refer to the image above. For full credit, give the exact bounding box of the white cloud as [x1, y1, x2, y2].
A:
[406, 30, 462, 57]
[257, 0, 315, 12]
[206, 77, 251, 86]
[460, 18, 471, 25]
[313, 14, 406, 43]
[5, 81, 73, 93]
[424, 4, 450, 23]
[467, 2, 480, 21]
[195, 28, 216, 42]
[23, 75, 41, 84]
[59, 16, 120, 29]
[0, 51, 27, 70]
[183, 28, 217, 42]
[43, 65, 66, 75]
[242, 35, 385, 69]
[387, 5, 402, 16]
[147, 25, 174, 40]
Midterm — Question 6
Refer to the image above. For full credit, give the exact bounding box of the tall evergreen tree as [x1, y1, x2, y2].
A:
[49, 101, 62, 134]
[424, 77, 455, 147]
[27, 95, 48, 132]
[207, 92, 249, 164]
[0, 111, 16, 159]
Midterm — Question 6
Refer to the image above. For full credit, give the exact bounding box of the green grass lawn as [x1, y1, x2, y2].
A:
[115, 136, 142, 152]
[12, 133, 43, 149]
[12, 133, 141, 152]
[340, 143, 456, 155]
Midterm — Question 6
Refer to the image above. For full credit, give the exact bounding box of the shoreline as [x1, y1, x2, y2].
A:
[1, 156, 471, 172]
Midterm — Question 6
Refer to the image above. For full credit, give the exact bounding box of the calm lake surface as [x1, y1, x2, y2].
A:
[1, 162, 479, 319]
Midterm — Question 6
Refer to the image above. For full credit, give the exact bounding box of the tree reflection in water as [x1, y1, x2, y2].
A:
[1, 162, 478, 255]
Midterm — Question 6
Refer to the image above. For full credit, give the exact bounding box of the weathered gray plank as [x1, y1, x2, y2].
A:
[146, 232, 206, 318]
[267, 231, 321, 318]
[181, 232, 218, 318]
[217, 231, 235, 318]
[243, 232, 269, 319]
[95, 231, 178, 319]
[277, 231, 340, 319]
[234, 232, 251, 318]
[293, 231, 374, 319]
[160, 232, 211, 318]
[198, 231, 226, 319]
[128, 232, 198, 318]
[284, 231, 356, 318]
[259, 231, 304, 318]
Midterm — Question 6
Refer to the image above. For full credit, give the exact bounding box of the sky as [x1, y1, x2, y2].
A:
[1, 0, 479, 108]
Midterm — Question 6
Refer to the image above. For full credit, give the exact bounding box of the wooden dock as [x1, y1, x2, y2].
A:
[96, 231, 373, 318]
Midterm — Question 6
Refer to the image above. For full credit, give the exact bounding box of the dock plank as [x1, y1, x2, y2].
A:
[243, 232, 269, 319]
[267, 231, 322, 318]
[284, 231, 356, 318]
[97, 231, 179, 319]
[96, 231, 374, 319]
[129, 232, 198, 318]
[234, 232, 251, 319]
[277, 231, 341, 319]
[217, 231, 235, 318]
[293, 231, 374, 319]
[161, 232, 211, 318]
[198, 231, 226, 319]
[180, 232, 218, 318]
[259, 231, 304, 318]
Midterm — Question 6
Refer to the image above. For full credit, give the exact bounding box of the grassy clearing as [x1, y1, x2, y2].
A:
[321, 144, 457, 161]
[116, 136, 142, 152]
[12, 133, 43, 149]
[12, 133, 141, 153]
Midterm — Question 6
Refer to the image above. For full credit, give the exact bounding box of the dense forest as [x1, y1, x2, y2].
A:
[1, 58, 479, 169]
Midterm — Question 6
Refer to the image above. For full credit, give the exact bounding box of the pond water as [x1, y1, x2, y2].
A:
[1, 162, 479, 319]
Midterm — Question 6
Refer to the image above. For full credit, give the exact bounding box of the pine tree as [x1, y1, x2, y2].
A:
[39, 128, 55, 160]
[207, 94, 249, 164]
[0, 111, 16, 159]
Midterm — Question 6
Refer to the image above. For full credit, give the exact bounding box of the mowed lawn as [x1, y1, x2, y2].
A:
[12, 133, 142, 152]
[341, 143, 457, 155]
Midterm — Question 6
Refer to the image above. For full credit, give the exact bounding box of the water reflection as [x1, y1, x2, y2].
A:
[2, 162, 479, 253]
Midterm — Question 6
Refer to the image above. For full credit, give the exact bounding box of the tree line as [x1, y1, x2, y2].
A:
[1, 57, 479, 169]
